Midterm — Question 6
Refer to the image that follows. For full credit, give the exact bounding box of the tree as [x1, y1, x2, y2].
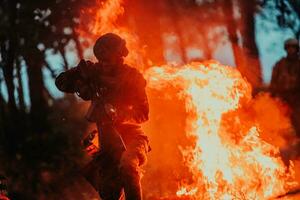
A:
[226, 0, 263, 90]
[280, 0, 300, 38]
[0, 0, 89, 134]
[0, 0, 91, 197]
[124, 0, 166, 66]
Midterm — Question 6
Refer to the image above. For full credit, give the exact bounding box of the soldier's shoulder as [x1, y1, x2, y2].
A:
[274, 57, 286, 68]
[278, 57, 286, 64]
[123, 64, 138, 71]
[122, 64, 146, 85]
[78, 59, 95, 66]
[122, 64, 142, 75]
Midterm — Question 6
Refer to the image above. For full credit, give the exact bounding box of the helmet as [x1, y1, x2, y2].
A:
[284, 38, 299, 50]
[93, 33, 129, 61]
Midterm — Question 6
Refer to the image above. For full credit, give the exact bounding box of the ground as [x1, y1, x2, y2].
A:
[55, 165, 300, 200]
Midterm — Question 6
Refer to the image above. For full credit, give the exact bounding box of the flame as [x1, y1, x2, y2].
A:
[144, 61, 296, 199]
[77, 0, 145, 68]
[76, 1, 298, 199]
[77, 0, 124, 39]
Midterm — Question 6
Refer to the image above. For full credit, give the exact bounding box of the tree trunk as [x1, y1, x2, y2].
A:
[24, 47, 49, 133]
[0, 0, 22, 151]
[73, 32, 84, 60]
[59, 47, 69, 71]
[287, 0, 300, 18]
[202, 33, 213, 60]
[1, 0, 17, 112]
[125, 0, 165, 66]
[285, 0, 300, 38]
[237, 0, 262, 90]
[222, 0, 247, 74]
[0, 40, 17, 112]
[0, 90, 6, 142]
[167, 0, 188, 63]
[16, 57, 26, 112]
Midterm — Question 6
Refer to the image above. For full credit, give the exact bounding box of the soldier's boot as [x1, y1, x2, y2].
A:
[97, 154, 123, 200]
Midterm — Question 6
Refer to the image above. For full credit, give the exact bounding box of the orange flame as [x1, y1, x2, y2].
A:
[144, 61, 296, 199]
[77, 1, 298, 198]
[77, 0, 145, 68]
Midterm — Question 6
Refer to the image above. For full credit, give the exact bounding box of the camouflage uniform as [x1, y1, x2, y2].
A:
[270, 55, 300, 136]
[55, 34, 149, 200]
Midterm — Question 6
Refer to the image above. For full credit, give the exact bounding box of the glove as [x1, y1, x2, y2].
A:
[75, 80, 93, 100]
[77, 59, 94, 80]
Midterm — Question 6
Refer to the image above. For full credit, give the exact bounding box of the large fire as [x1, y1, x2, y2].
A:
[76, 0, 299, 199]
[144, 61, 296, 199]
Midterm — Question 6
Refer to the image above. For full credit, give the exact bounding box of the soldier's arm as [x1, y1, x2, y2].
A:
[270, 63, 280, 95]
[127, 71, 149, 123]
[55, 60, 94, 94]
[137, 77, 149, 122]
[55, 67, 81, 93]
[98, 74, 119, 89]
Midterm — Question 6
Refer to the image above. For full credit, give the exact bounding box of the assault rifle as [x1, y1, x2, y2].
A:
[76, 60, 126, 161]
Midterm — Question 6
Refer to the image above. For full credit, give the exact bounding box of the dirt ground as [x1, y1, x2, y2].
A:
[54, 160, 300, 200]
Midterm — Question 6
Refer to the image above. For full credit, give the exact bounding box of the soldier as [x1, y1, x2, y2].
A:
[55, 33, 150, 200]
[270, 38, 300, 136]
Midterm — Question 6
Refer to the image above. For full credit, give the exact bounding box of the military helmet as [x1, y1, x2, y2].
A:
[93, 33, 129, 61]
[284, 38, 299, 50]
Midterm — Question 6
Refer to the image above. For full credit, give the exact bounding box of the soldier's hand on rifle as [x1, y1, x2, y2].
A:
[75, 80, 92, 100]
[77, 59, 93, 80]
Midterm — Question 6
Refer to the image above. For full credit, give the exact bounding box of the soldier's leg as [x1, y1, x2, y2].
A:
[98, 159, 123, 200]
[96, 123, 124, 200]
[119, 135, 149, 200]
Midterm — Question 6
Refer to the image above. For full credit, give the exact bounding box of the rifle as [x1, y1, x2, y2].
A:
[76, 60, 126, 161]
[79, 77, 127, 191]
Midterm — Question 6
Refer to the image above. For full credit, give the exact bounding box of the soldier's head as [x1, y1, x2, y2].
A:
[284, 38, 299, 57]
[93, 33, 129, 64]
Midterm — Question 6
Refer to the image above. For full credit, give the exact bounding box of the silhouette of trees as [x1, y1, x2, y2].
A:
[0, 0, 90, 198]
